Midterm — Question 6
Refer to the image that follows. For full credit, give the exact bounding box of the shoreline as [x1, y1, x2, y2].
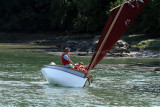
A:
[45, 51, 160, 72]
[45, 50, 160, 59]
[0, 43, 159, 72]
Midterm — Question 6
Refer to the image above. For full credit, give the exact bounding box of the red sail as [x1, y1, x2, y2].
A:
[87, 0, 148, 71]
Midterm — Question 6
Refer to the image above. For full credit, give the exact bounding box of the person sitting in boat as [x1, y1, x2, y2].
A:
[79, 62, 86, 72]
[74, 62, 86, 72]
[61, 47, 74, 68]
[74, 62, 83, 70]
[79, 62, 83, 68]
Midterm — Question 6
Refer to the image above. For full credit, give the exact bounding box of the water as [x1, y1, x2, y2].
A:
[0, 51, 160, 106]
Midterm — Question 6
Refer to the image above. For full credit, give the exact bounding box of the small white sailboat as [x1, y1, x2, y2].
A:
[41, 64, 90, 87]
[41, 0, 148, 87]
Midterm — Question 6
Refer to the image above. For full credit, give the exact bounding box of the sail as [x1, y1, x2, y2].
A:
[87, 0, 148, 71]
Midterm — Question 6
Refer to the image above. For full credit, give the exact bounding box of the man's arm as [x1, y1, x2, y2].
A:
[69, 59, 74, 65]
[63, 55, 74, 65]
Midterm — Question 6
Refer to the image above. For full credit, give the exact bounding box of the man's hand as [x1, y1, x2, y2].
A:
[69, 60, 75, 66]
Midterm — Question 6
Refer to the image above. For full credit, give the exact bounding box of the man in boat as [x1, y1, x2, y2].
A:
[61, 47, 75, 68]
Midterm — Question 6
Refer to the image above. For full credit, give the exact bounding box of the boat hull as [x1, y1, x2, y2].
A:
[41, 65, 89, 87]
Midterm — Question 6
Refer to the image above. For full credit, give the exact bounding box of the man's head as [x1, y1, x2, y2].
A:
[79, 62, 83, 65]
[64, 47, 70, 54]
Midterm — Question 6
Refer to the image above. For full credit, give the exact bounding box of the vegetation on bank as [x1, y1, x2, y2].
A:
[121, 34, 160, 50]
[0, 0, 159, 51]
[0, 32, 94, 42]
[1, 32, 160, 51]
[0, 43, 159, 67]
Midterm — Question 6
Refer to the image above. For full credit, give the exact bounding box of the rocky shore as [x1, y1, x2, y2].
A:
[46, 50, 160, 59]
[3, 35, 159, 72]
[46, 51, 160, 72]
[37, 37, 159, 72]
[43, 37, 160, 59]
[0, 32, 159, 73]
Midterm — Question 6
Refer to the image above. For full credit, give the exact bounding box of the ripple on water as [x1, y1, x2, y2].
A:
[1, 66, 160, 106]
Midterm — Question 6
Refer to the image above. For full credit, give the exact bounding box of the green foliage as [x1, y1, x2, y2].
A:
[121, 34, 147, 44]
[142, 0, 160, 36]
[128, 0, 160, 37]
[122, 34, 160, 50]
[0, 0, 113, 33]
[109, 0, 122, 9]
[0, 0, 159, 37]
[73, 0, 112, 32]
[137, 39, 160, 50]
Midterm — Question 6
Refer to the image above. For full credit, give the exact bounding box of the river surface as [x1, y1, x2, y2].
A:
[0, 51, 160, 107]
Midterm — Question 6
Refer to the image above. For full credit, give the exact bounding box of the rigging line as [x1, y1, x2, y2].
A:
[87, 0, 127, 72]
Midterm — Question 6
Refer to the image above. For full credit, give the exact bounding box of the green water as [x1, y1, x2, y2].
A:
[1, 44, 160, 106]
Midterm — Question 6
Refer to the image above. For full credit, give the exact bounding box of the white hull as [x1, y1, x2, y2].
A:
[41, 65, 89, 87]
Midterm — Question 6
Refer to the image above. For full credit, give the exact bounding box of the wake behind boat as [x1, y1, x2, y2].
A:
[41, 0, 148, 88]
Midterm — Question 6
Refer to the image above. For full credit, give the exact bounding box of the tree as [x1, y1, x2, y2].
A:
[128, 0, 160, 37]
[0, 0, 159, 37]
[73, 0, 114, 32]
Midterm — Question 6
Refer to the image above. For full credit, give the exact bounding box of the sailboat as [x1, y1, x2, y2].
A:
[41, 0, 148, 87]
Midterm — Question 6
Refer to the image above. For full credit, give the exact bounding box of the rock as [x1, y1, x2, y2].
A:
[65, 40, 79, 51]
[92, 40, 98, 51]
[77, 52, 88, 56]
[65, 40, 94, 52]
[77, 41, 90, 52]
[108, 40, 131, 56]
[64, 39, 132, 57]
[130, 47, 140, 52]
[154, 67, 160, 71]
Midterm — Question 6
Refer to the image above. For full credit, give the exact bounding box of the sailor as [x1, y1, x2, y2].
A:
[61, 47, 74, 68]
[79, 62, 83, 68]
[74, 62, 83, 70]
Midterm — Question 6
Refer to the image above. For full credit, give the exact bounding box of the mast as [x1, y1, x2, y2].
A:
[87, 0, 127, 71]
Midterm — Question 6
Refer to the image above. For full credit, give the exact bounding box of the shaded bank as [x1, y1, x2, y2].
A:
[0, 42, 159, 72]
